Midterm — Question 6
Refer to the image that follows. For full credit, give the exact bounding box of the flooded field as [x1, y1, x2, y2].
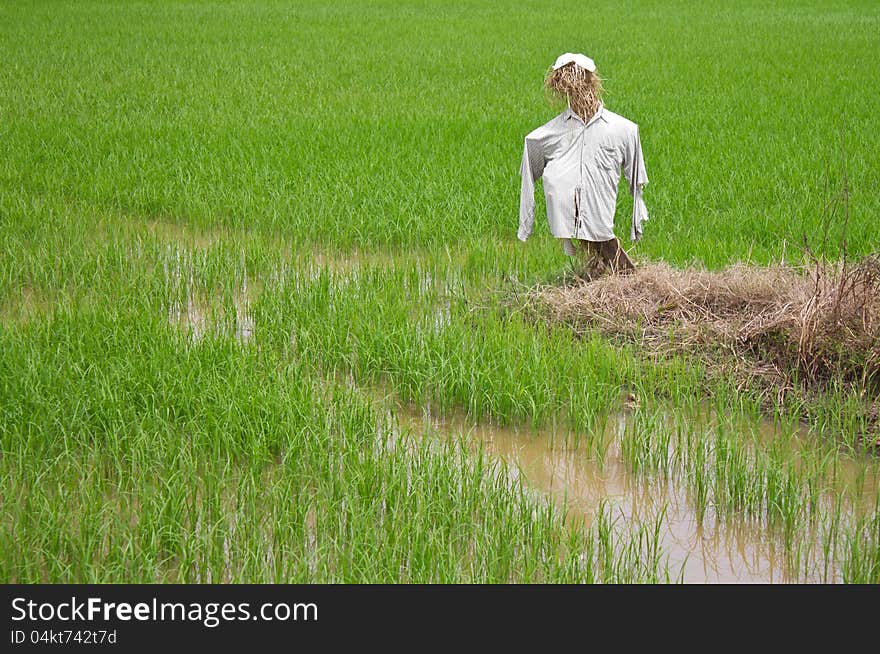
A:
[139, 244, 880, 583]
[397, 402, 879, 583]
[5, 233, 874, 583]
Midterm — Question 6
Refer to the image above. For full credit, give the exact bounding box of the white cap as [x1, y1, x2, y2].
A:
[552, 52, 596, 72]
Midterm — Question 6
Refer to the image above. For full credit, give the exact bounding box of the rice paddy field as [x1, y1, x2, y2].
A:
[2, 0, 879, 583]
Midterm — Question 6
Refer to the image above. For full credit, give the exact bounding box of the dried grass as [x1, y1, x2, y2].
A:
[525, 256, 880, 396]
[544, 62, 604, 123]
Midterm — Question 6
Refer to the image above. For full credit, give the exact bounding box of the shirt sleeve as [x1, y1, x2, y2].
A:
[518, 136, 544, 242]
[623, 126, 649, 242]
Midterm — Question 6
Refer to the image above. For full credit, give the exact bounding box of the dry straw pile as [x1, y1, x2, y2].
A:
[528, 256, 880, 393]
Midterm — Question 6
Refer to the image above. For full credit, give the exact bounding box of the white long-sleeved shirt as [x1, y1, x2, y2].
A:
[518, 103, 649, 252]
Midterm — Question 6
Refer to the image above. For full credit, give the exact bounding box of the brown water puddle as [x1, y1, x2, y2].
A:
[396, 405, 876, 583]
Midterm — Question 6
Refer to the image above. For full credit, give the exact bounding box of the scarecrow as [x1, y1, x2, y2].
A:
[518, 52, 649, 278]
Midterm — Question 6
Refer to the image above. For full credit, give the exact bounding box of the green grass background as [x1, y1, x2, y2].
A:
[2, 0, 877, 263]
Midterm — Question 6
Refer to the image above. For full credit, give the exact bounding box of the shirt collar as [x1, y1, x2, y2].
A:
[564, 102, 607, 126]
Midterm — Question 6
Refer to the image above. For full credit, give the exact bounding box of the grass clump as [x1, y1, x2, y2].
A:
[525, 255, 880, 443]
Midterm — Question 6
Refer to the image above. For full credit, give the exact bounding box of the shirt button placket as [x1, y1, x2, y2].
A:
[578, 127, 586, 238]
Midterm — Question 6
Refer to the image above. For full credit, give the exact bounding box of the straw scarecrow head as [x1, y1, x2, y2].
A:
[544, 52, 605, 124]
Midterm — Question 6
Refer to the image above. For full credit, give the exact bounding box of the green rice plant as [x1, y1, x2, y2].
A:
[619, 409, 672, 475]
[840, 486, 880, 583]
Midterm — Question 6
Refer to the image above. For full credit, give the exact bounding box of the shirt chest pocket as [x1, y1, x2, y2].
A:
[595, 143, 621, 172]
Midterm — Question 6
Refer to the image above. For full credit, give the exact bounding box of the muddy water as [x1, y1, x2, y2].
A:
[153, 252, 876, 581]
[167, 286, 254, 342]
[164, 249, 255, 342]
[398, 405, 875, 583]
